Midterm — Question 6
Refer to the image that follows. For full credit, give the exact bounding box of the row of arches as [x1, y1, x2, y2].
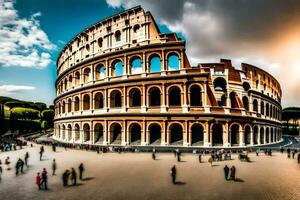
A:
[56, 84, 203, 114]
[57, 53, 181, 95]
[55, 122, 281, 147]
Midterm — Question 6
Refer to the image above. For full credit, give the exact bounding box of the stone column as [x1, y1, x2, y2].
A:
[122, 120, 127, 146]
[141, 120, 147, 145]
[141, 85, 147, 113]
[223, 122, 230, 147]
[161, 120, 167, 146]
[161, 83, 167, 113]
[239, 129, 245, 146]
[103, 120, 108, 145]
[203, 122, 210, 147]
[182, 82, 188, 113]
[183, 121, 189, 146]
[121, 86, 127, 113]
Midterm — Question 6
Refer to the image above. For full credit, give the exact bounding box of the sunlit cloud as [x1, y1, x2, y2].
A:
[0, 84, 36, 95]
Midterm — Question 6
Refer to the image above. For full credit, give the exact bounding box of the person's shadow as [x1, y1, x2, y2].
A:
[82, 177, 94, 181]
[175, 181, 186, 185]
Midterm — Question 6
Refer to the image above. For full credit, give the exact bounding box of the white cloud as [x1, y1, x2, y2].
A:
[0, 84, 36, 95]
[0, 0, 55, 69]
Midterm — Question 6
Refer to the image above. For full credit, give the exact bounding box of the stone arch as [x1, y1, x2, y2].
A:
[111, 59, 123, 77]
[253, 126, 259, 144]
[74, 96, 80, 111]
[214, 77, 227, 92]
[212, 123, 223, 146]
[243, 82, 251, 91]
[168, 86, 182, 106]
[83, 94, 90, 110]
[110, 89, 122, 108]
[266, 127, 270, 143]
[83, 67, 91, 83]
[94, 92, 104, 109]
[191, 123, 204, 146]
[83, 123, 90, 142]
[67, 98, 72, 112]
[115, 30, 121, 42]
[244, 125, 252, 145]
[148, 54, 161, 73]
[128, 87, 141, 107]
[148, 123, 161, 145]
[95, 63, 105, 80]
[62, 124, 66, 140]
[230, 92, 240, 108]
[261, 101, 265, 115]
[109, 122, 122, 144]
[94, 123, 103, 143]
[75, 71, 80, 86]
[62, 101, 66, 113]
[266, 103, 270, 116]
[67, 124, 72, 141]
[167, 52, 180, 71]
[148, 86, 161, 107]
[129, 123, 142, 145]
[57, 124, 60, 138]
[253, 99, 258, 112]
[271, 128, 274, 143]
[189, 84, 202, 106]
[243, 96, 249, 111]
[169, 123, 183, 145]
[68, 75, 73, 89]
[129, 56, 142, 74]
[260, 127, 265, 144]
[74, 124, 80, 141]
[230, 123, 240, 146]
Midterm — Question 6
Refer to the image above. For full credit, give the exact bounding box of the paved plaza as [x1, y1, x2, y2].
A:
[0, 143, 300, 200]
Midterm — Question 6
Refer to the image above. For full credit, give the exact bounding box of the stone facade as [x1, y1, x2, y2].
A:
[53, 6, 282, 147]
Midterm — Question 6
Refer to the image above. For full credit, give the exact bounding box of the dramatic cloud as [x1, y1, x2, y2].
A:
[0, 84, 36, 95]
[106, 0, 300, 107]
[0, 0, 55, 68]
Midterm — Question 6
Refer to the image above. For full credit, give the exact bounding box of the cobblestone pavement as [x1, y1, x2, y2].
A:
[0, 143, 300, 200]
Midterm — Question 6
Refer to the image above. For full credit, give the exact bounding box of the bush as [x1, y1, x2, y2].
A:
[41, 120, 48, 130]
[41, 109, 54, 128]
[11, 107, 40, 120]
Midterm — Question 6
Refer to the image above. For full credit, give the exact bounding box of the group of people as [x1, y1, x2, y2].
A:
[223, 165, 236, 181]
[62, 163, 84, 186]
[35, 168, 48, 190]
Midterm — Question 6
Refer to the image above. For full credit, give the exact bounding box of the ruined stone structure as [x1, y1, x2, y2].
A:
[54, 6, 282, 147]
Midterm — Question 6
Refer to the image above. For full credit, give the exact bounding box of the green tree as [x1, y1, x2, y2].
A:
[41, 109, 54, 128]
[41, 120, 48, 131]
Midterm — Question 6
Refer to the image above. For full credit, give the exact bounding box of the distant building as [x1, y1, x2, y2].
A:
[282, 107, 300, 136]
[53, 6, 282, 147]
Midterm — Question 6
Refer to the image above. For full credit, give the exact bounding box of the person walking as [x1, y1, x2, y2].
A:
[170, 165, 176, 184]
[297, 153, 300, 164]
[5, 156, 11, 170]
[71, 168, 77, 185]
[198, 153, 202, 163]
[292, 151, 295, 159]
[208, 156, 213, 167]
[24, 152, 29, 167]
[224, 165, 229, 180]
[52, 159, 57, 175]
[78, 163, 84, 180]
[41, 168, 48, 189]
[152, 152, 156, 160]
[19, 158, 24, 173]
[15, 159, 20, 175]
[35, 172, 41, 190]
[0, 160, 2, 180]
[62, 170, 68, 186]
[230, 166, 236, 181]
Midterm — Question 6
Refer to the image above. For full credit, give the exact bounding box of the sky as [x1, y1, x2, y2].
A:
[0, 0, 300, 108]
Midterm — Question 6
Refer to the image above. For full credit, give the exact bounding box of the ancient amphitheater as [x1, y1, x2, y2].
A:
[53, 6, 282, 148]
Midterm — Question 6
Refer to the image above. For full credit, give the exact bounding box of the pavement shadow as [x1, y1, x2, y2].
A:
[178, 160, 187, 163]
[175, 181, 186, 185]
[233, 178, 244, 183]
[212, 164, 220, 167]
[67, 183, 84, 187]
[82, 177, 95, 181]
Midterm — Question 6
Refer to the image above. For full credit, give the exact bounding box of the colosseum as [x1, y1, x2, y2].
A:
[53, 6, 282, 148]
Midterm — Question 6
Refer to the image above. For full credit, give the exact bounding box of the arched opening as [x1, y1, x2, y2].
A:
[271, 128, 274, 143]
[129, 123, 141, 145]
[261, 101, 264, 115]
[67, 98, 72, 112]
[214, 77, 227, 92]
[110, 90, 122, 108]
[67, 124, 72, 141]
[243, 96, 249, 111]
[149, 124, 161, 145]
[149, 87, 161, 107]
[266, 103, 269, 116]
[74, 124, 80, 141]
[64, 78, 67, 91]
[110, 123, 122, 144]
[167, 54, 180, 71]
[83, 94, 90, 110]
[57, 125, 60, 138]
[191, 124, 204, 146]
[230, 124, 240, 146]
[260, 127, 264, 144]
[98, 37, 103, 48]
[62, 124, 66, 140]
[130, 57, 142, 74]
[94, 92, 104, 109]
[129, 88, 141, 107]
[75, 71, 80, 86]
[112, 60, 123, 77]
[83, 124, 90, 142]
[62, 101, 66, 113]
[68, 75, 73, 89]
[212, 123, 223, 146]
[83, 68, 91, 83]
[230, 92, 239, 108]
[253, 99, 258, 112]
[168, 86, 181, 106]
[243, 82, 251, 91]
[244, 125, 251, 145]
[74, 96, 80, 111]
[190, 85, 202, 106]
[270, 104, 273, 118]
[149, 55, 161, 73]
[94, 123, 103, 143]
[133, 24, 141, 39]
[115, 30, 121, 42]
[170, 124, 183, 145]
[253, 126, 258, 144]
[95, 64, 105, 80]
[266, 128, 270, 143]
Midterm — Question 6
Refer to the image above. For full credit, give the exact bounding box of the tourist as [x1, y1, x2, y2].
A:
[224, 165, 229, 180]
[198, 153, 202, 163]
[52, 159, 57, 175]
[256, 149, 260, 156]
[170, 165, 176, 184]
[62, 170, 68, 186]
[287, 148, 291, 158]
[78, 163, 84, 180]
[208, 156, 213, 167]
[280, 147, 284, 153]
[152, 152, 156, 160]
[292, 151, 295, 159]
[15, 159, 20, 175]
[24, 152, 29, 167]
[19, 158, 24, 173]
[39, 150, 43, 161]
[71, 168, 77, 185]
[41, 168, 48, 190]
[5, 156, 11, 170]
[230, 166, 236, 181]
[35, 172, 41, 190]
[298, 153, 300, 164]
